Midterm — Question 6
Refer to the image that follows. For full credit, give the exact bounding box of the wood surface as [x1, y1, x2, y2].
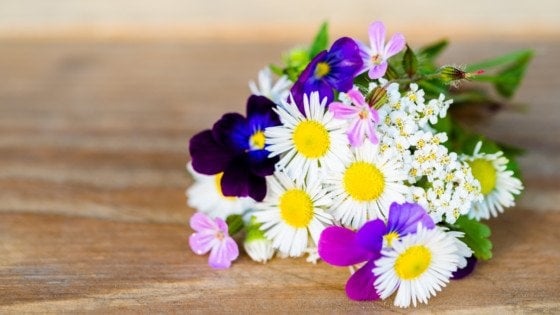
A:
[0, 39, 559, 313]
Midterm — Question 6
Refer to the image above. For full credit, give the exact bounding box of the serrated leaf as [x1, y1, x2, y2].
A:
[494, 51, 533, 98]
[402, 45, 418, 78]
[419, 39, 449, 60]
[452, 215, 493, 260]
[308, 22, 329, 59]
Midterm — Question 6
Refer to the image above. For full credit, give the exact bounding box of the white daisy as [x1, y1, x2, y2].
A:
[186, 163, 254, 219]
[463, 141, 523, 220]
[249, 67, 292, 105]
[324, 142, 409, 229]
[265, 92, 349, 184]
[253, 171, 333, 257]
[374, 225, 464, 308]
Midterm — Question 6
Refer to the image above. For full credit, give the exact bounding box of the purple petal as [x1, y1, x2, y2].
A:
[369, 107, 380, 123]
[355, 219, 386, 253]
[452, 256, 477, 280]
[347, 119, 366, 147]
[214, 217, 229, 234]
[189, 130, 234, 175]
[347, 89, 367, 107]
[364, 118, 379, 145]
[345, 258, 381, 301]
[325, 37, 363, 92]
[212, 113, 250, 152]
[387, 202, 435, 236]
[318, 226, 373, 266]
[246, 149, 278, 177]
[329, 102, 359, 119]
[247, 174, 267, 202]
[246, 95, 281, 129]
[189, 232, 216, 256]
[220, 157, 250, 198]
[368, 62, 388, 79]
[384, 33, 406, 58]
[368, 21, 386, 54]
[291, 51, 327, 110]
[190, 212, 218, 232]
[208, 238, 239, 269]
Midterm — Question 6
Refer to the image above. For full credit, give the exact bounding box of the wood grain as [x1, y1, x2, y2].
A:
[0, 39, 559, 313]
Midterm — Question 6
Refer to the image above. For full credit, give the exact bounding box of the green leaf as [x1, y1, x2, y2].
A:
[493, 51, 533, 98]
[226, 214, 244, 236]
[452, 215, 493, 260]
[308, 22, 329, 59]
[385, 63, 400, 80]
[466, 49, 533, 72]
[419, 39, 449, 60]
[402, 45, 418, 78]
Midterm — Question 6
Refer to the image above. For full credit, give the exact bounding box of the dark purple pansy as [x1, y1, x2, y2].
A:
[451, 256, 477, 280]
[290, 37, 363, 113]
[189, 95, 280, 201]
[318, 202, 434, 301]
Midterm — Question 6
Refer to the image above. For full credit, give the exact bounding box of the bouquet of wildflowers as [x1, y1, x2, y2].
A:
[186, 21, 530, 307]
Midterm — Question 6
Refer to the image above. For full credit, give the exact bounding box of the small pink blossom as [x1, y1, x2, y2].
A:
[189, 213, 239, 269]
[359, 21, 406, 79]
[329, 88, 379, 147]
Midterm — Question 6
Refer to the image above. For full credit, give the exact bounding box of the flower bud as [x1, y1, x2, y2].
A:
[439, 66, 485, 85]
[366, 86, 388, 109]
[243, 218, 274, 263]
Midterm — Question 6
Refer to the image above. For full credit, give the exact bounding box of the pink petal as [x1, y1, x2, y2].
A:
[318, 226, 373, 266]
[347, 89, 367, 107]
[189, 231, 216, 255]
[368, 62, 388, 79]
[190, 212, 217, 232]
[369, 107, 380, 123]
[384, 33, 406, 58]
[345, 258, 381, 301]
[208, 238, 239, 269]
[368, 21, 386, 54]
[214, 217, 229, 234]
[365, 119, 379, 144]
[329, 102, 359, 119]
[348, 119, 366, 147]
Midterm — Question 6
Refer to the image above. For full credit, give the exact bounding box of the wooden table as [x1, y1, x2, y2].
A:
[0, 39, 559, 313]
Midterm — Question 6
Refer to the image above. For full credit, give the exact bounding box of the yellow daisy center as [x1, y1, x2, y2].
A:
[384, 231, 400, 247]
[279, 189, 314, 228]
[292, 120, 330, 158]
[343, 162, 385, 201]
[315, 62, 330, 78]
[214, 173, 235, 200]
[249, 130, 266, 150]
[468, 158, 497, 195]
[394, 245, 432, 280]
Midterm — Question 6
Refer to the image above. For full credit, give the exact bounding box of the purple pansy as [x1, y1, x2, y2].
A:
[358, 21, 406, 79]
[189, 213, 239, 269]
[189, 95, 280, 201]
[290, 37, 363, 112]
[329, 88, 380, 147]
[452, 256, 478, 280]
[318, 202, 434, 300]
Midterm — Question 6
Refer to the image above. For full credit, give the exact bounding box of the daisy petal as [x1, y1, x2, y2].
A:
[318, 226, 373, 266]
[345, 258, 381, 301]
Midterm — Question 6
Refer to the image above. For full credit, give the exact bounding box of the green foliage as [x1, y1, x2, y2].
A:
[419, 39, 449, 60]
[308, 22, 329, 60]
[402, 45, 418, 78]
[226, 214, 244, 236]
[450, 215, 493, 260]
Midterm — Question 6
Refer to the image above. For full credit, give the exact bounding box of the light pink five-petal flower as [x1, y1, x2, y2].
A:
[360, 21, 406, 79]
[329, 88, 379, 147]
[189, 213, 239, 269]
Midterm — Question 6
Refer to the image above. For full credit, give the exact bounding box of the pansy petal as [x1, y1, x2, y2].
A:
[384, 33, 406, 58]
[246, 95, 281, 128]
[248, 174, 267, 202]
[190, 212, 218, 231]
[212, 113, 250, 152]
[189, 130, 234, 175]
[387, 202, 435, 236]
[355, 219, 386, 253]
[326, 37, 363, 92]
[291, 51, 327, 110]
[189, 232, 216, 255]
[220, 157, 250, 198]
[329, 102, 359, 119]
[452, 256, 478, 280]
[345, 258, 381, 301]
[368, 62, 388, 79]
[368, 21, 386, 54]
[318, 226, 373, 266]
[247, 150, 278, 177]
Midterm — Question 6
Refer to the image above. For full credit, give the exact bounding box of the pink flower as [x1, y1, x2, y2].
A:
[359, 21, 406, 79]
[189, 213, 239, 269]
[329, 88, 379, 147]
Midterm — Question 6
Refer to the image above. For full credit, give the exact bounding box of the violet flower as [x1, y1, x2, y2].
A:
[329, 88, 379, 147]
[318, 202, 434, 300]
[358, 21, 406, 79]
[189, 95, 280, 201]
[189, 213, 239, 269]
[290, 37, 363, 112]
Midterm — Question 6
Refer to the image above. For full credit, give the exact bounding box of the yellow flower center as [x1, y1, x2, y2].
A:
[315, 62, 331, 78]
[394, 245, 432, 280]
[214, 172, 235, 200]
[343, 162, 385, 202]
[249, 130, 266, 150]
[292, 120, 330, 158]
[468, 158, 497, 195]
[279, 189, 314, 228]
[384, 231, 400, 247]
